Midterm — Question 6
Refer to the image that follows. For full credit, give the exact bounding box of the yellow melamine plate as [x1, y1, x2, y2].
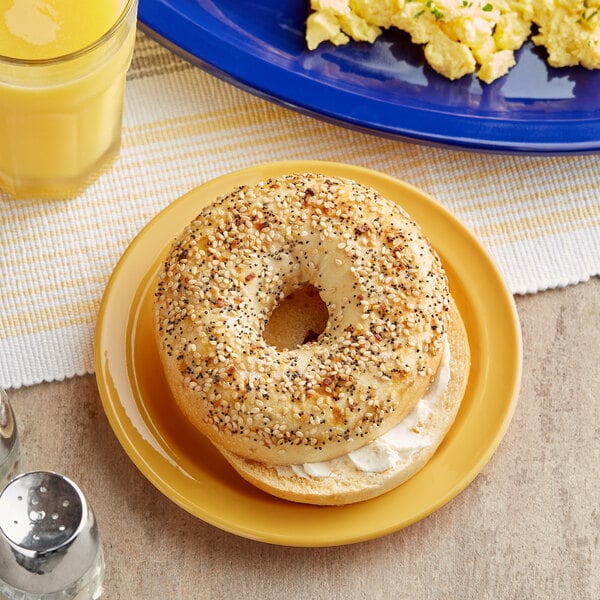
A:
[95, 160, 522, 547]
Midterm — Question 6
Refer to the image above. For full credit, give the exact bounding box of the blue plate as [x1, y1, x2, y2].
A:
[138, 0, 600, 154]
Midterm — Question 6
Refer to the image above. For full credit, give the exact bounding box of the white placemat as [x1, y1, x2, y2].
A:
[0, 32, 598, 389]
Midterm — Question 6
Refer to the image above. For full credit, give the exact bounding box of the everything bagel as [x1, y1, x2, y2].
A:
[154, 173, 469, 499]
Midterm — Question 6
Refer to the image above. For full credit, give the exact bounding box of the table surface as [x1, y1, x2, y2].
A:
[9, 276, 599, 600]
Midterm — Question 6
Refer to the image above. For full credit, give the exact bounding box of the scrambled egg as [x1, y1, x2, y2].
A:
[531, 1, 600, 69]
[306, 0, 600, 83]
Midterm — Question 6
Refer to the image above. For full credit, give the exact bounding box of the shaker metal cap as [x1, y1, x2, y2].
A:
[0, 471, 85, 556]
[0, 471, 101, 595]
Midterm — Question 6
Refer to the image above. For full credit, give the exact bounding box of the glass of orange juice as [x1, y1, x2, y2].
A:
[0, 0, 138, 199]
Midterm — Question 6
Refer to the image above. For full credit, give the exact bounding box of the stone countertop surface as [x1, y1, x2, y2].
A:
[8, 277, 599, 600]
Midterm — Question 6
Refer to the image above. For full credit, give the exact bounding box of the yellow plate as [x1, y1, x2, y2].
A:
[95, 161, 521, 547]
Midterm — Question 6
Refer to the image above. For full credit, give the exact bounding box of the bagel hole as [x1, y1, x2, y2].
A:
[262, 284, 329, 350]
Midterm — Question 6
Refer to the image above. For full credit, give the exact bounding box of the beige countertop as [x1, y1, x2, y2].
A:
[8, 277, 599, 600]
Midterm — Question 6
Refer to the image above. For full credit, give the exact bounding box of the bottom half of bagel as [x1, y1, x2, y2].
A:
[217, 300, 470, 506]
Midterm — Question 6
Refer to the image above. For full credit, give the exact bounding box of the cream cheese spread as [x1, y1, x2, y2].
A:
[277, 336, 451, 479]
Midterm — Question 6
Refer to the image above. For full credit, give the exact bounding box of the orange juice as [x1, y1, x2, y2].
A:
[0, 0, 138, 199]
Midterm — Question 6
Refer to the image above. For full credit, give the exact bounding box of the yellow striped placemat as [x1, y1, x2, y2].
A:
[0, 31, 598, 388]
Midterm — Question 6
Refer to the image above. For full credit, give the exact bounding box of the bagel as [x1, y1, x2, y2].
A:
[154, 172, 470, 503]
[219, 299, 469, 505]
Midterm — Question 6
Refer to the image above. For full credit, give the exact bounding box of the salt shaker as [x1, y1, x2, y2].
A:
[0, 388, 20, 484]
[0, 471, 105, 600]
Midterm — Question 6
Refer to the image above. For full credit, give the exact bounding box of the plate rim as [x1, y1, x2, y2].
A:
[95, 160, 523, 546]
[137, 0, 600, 155]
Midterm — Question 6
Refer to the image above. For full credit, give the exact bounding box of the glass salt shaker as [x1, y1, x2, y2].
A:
[0, 471, 105, 600]
[0, 388, 20, 484]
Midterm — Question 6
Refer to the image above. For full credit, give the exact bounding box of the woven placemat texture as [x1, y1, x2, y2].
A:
[1, 32, 598, 388]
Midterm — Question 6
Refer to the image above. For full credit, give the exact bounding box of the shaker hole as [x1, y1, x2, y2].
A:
[61, 499, 70, 507]
[39, 486, 47, 493]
